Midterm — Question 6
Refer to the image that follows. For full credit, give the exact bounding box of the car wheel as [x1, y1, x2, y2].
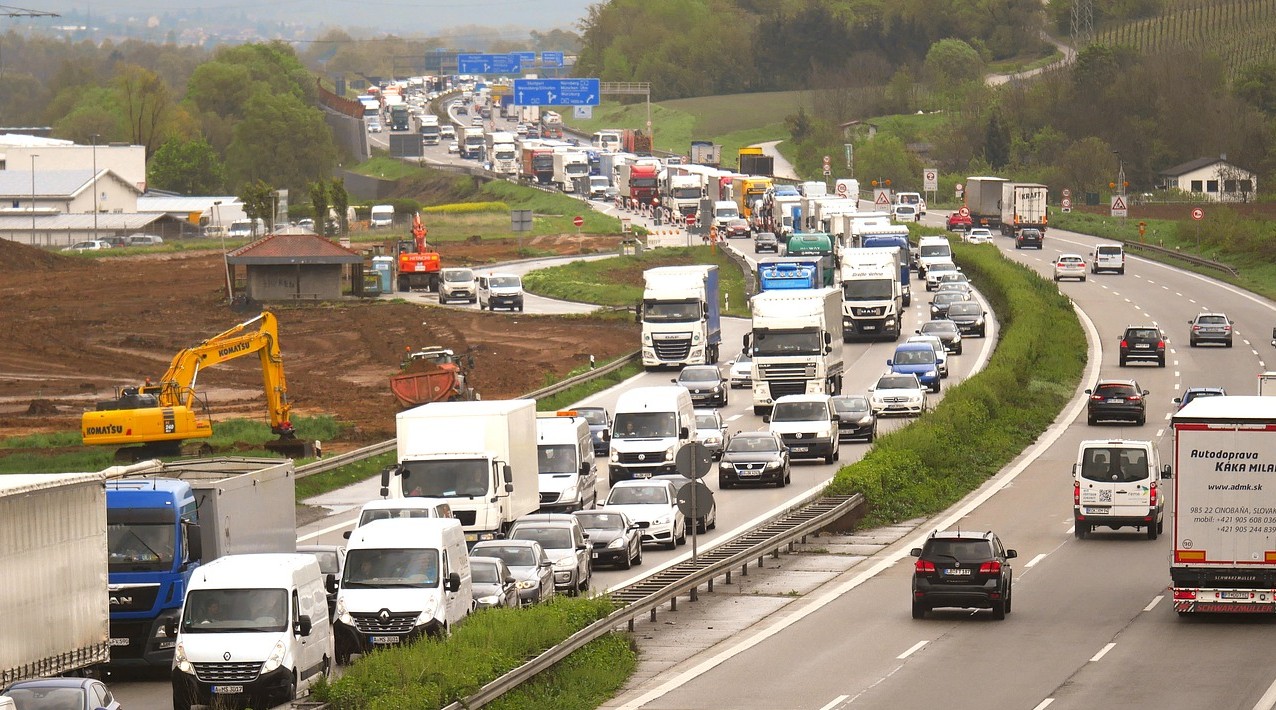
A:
[1157, 519, 1164, 534]
[1053, 275, 1060, 282]
[1137, 414, 1146, 426]
[1004, 586, 1013, 614]
[931, 381, 941, 394]
[1147, 523, 1158, 540]
[1190, 338, 1197, 347]
[1087, 415, 1097, 426]
[719, 478, 731, 489]
[634, 544, 644, 566]
[865, 428, 875, 443]
[621, 545, 633, 570]
[912, 600, 927, 619]
[754, 406, 768, 416]
[1227, 339, 1233, 348]
[675, 524, 687, 547]
[1118, 267, 1125, 275]
[824, 448, 835, 465]
[1119, 357, 1127, 367]
[1081, 275, 1087, 282]
[955, 344, 963, 355]
[1158, 356, 1165, 367]
[479, 302, 486, 311]
[578, 571, 591, 592]
[991, 599, 1006, 620]
[1075, 522, 1089, 539]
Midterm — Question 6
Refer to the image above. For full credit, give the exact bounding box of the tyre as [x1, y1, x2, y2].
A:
[1137, 414, 1146, 426]
[955, 344, 963, 355]
[719, 478, 732, 490]
[1119, 357, 1127, 367]
[517, 304, 524, 312]
[865, 428, 875, 443]
[931, 381, 940, 394]
[676, 524, 687, 546]
[1147, 523, 1158, 540]
[1226, 339, 1233, 348]
[978, 327, 986, 338]
[825, 448, 835, 465]
[1190, 338, 1197, 347]
[1158, 356, 1165, 367]
[479, 302, 486, 311]
[1157, 519, 1164, 534]
[991, 599, 1006, 620]
[1081, 275, 1087, 282]
[1118, 267, 1125, 275]
[912, 600, 926, 619]
[621, 546, 633, 570]
[1053, 275, 1060, 282]
[784, 469, 791, 486]
[578, 570, 591, 592]
[634, 545, 643, 566]
[1004, 587, 1013, 614]
[1075, 522, 1089, 539]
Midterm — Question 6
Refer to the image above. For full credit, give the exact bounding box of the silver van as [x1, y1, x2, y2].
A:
[1091, 244, 1125, 274]
[478, 273, 525, 312]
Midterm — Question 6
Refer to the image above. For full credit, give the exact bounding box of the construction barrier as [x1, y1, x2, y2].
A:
[645, 228, 690, 249]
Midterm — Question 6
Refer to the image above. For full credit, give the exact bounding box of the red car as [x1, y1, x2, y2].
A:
[946, 211, 972, 231]
[724, 218, 751, 239]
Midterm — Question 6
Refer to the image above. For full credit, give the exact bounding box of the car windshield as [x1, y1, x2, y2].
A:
[1196, 315, 1228, 325]
[919, 245, 950, 258]
[1095, 383, 1138, 397]
[924, 539, 992, 561]
[727, 435, 779, 452]
[613, 412, 677, 439]
[577, 408, 608, 426]
[877, 376, 919, 390]
[1097, 246, 1121, 255]
[342, 548, 440, 589]
[302, 549, 341, 575]
[1126, 328, 1161, 340]
[695, 414, 720, 429]
[443, 269, 474, 282]
[921, 322, 959, 335]
[576, 512, 625, 530]
[359, 507, 440, 526]
[538, 444, 577, 474]
[180, 588, 289, 633]
[607, 485, 669, 505]
[928, 263, 957, 274]
[935, 292, 965, 303]
[475, 545, 538, 568]
[2, 686, 91, 708]
[1080, 447, 1150, 483]
[771, 401, 828, 421]
[894, 349, 935, 365]
[399, 458, 490, 498]
[471, 561, 502, 584]
[679, 368, 720, 383]
[948, 303, 982, 316]
[489, 276, 521, 288]
[832, 396, 870, 413]
[512, 526, 574, 550]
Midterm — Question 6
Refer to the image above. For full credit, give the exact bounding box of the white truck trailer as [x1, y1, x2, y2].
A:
[383, 399, 539, 543]
[639, 265, 723, 368]
[552, 150, 589, 193]
[999, 182, 1049, 236]
[1, 472, 110, 684]
[746, 288, 845, 414]
[1170, 396, 1276, 614]
[839, 248, 904, 341]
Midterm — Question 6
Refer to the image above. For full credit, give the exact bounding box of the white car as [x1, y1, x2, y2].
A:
[925, 262, 961, 291]
[440, 125, 456, 139]
[1054, 253, 1087, 282]
[447, 140, 460, 154]
[602, 479, 686, 550]
[869, 372, 927, 417]
[61, 240, 112, 252]
[367, 119, 383, 133]
[964, 228, 994, 244]
[905, 334, 949, 378]
[892, 204, 919, 223]
[727, 352, 752, 389]
[693, 409, 726, 453]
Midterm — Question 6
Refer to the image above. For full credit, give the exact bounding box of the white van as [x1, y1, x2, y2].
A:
[369, 204, 395, 228]
[608, 385, 696, 485]
[766, 394, 840, 464]
[915, 236, 953, 276]
[438, 267, 477, 304]
[334, 518, 471, 663]
[171, 553, 334, 710]
[344, 498, 453, 540]
[478, 272, 525, 312]
[713, 200, 740, 228]
[894, 191, 926, 216]
[1091, 243, 1125, 274]
[535, 412, 599, 512]
[1072, 439, 1169, 539]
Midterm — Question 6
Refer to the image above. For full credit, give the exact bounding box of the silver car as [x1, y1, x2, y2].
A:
[469, 539, 555, 605]
[728, 351, 752, 389]
[470, 556, 519, 610]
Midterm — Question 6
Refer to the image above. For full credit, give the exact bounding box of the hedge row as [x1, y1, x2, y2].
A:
[825, 240, 1087, 525]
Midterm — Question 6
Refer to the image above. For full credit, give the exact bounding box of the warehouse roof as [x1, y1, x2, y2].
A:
[226, 227, 362, 265]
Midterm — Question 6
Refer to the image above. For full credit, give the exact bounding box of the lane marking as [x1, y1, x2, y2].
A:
[817, 696, 850, 710]
[896, 640, 928, 659]
[1144, 595, 1164, 612]
[1033, 700, 1056, 710]
[1250, 674, 1276, 710]
[297, 514, 358, 543]
[1025, 552, 1048, 568]
[1090, 642, 1116, 662]
[726, 414, 743, 422]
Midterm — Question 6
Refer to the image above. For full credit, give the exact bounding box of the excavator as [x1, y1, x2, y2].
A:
[395, 212, 441, 292]
[81, 311, 308, 461]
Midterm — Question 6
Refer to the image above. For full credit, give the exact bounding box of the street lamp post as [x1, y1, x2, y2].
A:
[215, 200, 233, 302]
[91, 135, 100, 243]
[30, 155, 38, 244]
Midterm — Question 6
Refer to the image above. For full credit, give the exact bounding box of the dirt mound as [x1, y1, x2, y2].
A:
[25, 399, 60, 415]
[0, 239, 91, 272]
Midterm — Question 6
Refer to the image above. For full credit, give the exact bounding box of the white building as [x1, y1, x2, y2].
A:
[0, 169, 141, 216]
[1158, 156, 1257, 203]
[0, 136, 147, 192]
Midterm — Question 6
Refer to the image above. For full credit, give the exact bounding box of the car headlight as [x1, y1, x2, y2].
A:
[553, 558, 575, 571]
[653, 516, 670, 525]
[974, 317, 984, 325]
[611, 451, 620, 462]
[925, 368, 937, 377]
[712, 385, 721, 392]
[261, 639, 287, 673]
[763, 460, 781, 469]
[174, 642, 193, 674]
[477, 595, 501, 606]
[517, 580, 537, 590]
[664, 446, 675, 461]
[719, 461, 734, 469]
[643, 333, 652, 345]
[608, 537, 625, 549]
[557, 489, 577, 503]
[336, 597, 352, 626]
[815, 427, 831, 439]
[858, 416, 873, 425]
[704, 435, 721, 446]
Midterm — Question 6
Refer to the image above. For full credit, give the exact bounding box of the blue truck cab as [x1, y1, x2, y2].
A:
[757, 256, 822, 292]
[105, 478, 201, 668]
[860, 233, 913, 305]
[887, 342, 941, 393]
[783, 233, 837, 287]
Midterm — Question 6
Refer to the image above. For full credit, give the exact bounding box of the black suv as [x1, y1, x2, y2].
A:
[910, 530, 1016, 620]
[1086, 378, 1149, 425]
[1015, 228, 1043, 249]
[1119, 325, 1166, 367]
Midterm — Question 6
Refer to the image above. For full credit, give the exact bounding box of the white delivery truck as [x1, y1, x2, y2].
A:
[418, 114, 441, 145]
[839, 247, 904, 341]
[369, 204, 394, 228]
[639, 265, 722, 368]
[1169, 396, 1276, 615]
[1, 473, 110, 684]
[536, 412, 599, 512]
[552, 150, 590, 193]
[487, 131, 519, 176]
[999, 182, 1049, 237]
[382, 399, 539, 543]
[746, 288, 846, 415]
[334, 518, 471, 663]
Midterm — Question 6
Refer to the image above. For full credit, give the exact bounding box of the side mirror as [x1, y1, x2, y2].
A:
[824, 332, 832, 345]
[379, 464, 397, 498]
[1173, 397, 1182, 404]
[504, 575, 516, 586]
[445, 571, 462, 592]
[1143, 390, 1150, 396]
[325, 574, 338, 595]
[1005, 550, 1018, 559]
[602, 431, 611, 442]
[580, 463, 591, 476]
[295, 614, 313, 637]
[887, 359, 894, 367]
[671, 378, 678, 384]
[540, 560, 553, 569]
[186, 522, 203, 563]
[909, 547, 922, 557]
[762, 414, 771, 423]
[679, 426, 690, 440]
[505, 482, 514, 493]
[343, 529, 352, 540]
[503, 464, 513, 483]
[1084, 389, 1093, 395]
[1162, 464, 1173, 479]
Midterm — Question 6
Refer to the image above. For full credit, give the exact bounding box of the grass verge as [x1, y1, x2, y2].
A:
[826, 238, 1086, 526]
[313, 596, 627, 708]
[521, 245, 750, 317]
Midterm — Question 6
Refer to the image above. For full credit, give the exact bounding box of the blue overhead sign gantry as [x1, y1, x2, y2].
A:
[540, 51, 564, 68]
[457, 53, 522, 74]
[513, 78, 600, 106]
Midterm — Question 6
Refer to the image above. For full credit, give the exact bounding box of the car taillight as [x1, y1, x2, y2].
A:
[1128, 394, 1142, 401]
[1192, 325, 1201, 332]
[1150, 481, 1158, 506]
[1074, 480, 1081, 505]
[1157, 340, 1165, 350]
[915, 559, 935, 573]
[979, 561, 1002, 574]
[1120, 339, 1129, 349]
[1091, 394, 1104, 401]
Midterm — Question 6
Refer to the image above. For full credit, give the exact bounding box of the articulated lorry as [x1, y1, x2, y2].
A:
[1, 472, 109, 685]
[486, 131, 519, 176]
[746, 288, 845, 415]
[964, 176, 1009, 229]
[418, 114, 441, 145]
[665, 172, 705, 219]
[383, 399, 539, 543]
[757, 256, 822, 292]
[1169, 396, 1276, 615]
[839, 248, 903, 341]
[999, 182, 1049, 236]
[102, 457, 296, 669]
[521, 143, 555, 184]
[640, 265, 722, 368]
[783, 233, 837, 287]
[618, 162, 660, 205]
[738, 146, 774, 177]
[552, 150, 590, 193]
[859, 227, 914, 306]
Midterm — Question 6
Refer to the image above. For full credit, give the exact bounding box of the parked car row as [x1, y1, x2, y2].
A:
[61, 234, 165, 252]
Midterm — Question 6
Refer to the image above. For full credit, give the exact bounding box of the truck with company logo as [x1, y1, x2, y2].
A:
[839, 247, 903, 341]
[858, 226, 914, 306]
[745, 288, 845, 415]
[999, 182, 1049, 237]
[732, 175, 774, 220]
[1168, 396, 1276, 615]
[783, 233, 837, 287]
[639, 265, 722, 368]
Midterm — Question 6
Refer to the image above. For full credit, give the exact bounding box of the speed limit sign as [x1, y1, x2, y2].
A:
[835, 182, 848, 196]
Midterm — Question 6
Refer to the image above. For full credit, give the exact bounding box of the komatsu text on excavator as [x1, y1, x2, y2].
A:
[81, 311, 308, 461]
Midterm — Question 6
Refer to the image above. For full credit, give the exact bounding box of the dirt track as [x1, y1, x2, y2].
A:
[0, 236, 636, 451]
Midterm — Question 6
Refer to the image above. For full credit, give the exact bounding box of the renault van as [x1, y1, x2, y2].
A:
[1072, 439, 1169, 540]
[535, 412, 599, 512]
[478, 272, 525, 312]
[334, 518, 471, 663]
[171, 553, 333, 710]
[608, 386, 696, 485]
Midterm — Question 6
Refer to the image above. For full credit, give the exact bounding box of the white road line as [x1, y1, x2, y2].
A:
[1025, 552, 1048, 568]
[1174, 383, 1181, 390]
[1156, 428, 1164, 438]
[817, 695, 850, 710]
[1090, 642, 1116, 662]
[897, 640, 928, 659]
[1176, 292, 1183, 297]
[1144, 595, 1164, 612]
[1250, 675, 1276, 710]
[1032, 700, 1056, 710]
[1189, 298, 1197, 304]
[726, 414, 743, 422]
[1164, 412, 1172, 420]
[297, 515, 357, 543]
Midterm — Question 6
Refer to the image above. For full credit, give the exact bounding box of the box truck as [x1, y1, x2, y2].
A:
[964, 176, 1009, 229]
[746, 288, 845, 414]
[999, 182, 1049, 237]
[639, 265, 722, 368]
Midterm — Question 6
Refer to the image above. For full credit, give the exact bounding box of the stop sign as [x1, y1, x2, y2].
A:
[573, 215, 584, 227]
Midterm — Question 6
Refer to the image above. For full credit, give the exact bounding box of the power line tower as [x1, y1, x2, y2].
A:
[1071, 0, 1094, 48]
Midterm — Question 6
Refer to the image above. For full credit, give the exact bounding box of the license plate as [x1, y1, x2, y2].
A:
[1109, 398, 1125, 404]
[108, 637, 129, 647]
[464, 532, 478, 542]
[863, 325, 877, 331]
[1084, 507, 1109, 515]
[213, 685, 244, 695]
[739, 470, 760, 477]
[943, 568, 972, 576]
[1221, 591, 1251, 600]
[370, 635, 401, 645]
[592, 553, 600, 559]
[1134, 344, 1150, 349]
[634, 472, 652, 478]
[791, 446, 809, 453]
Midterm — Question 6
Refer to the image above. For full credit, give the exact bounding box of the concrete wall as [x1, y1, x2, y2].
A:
[246, 264, 344, 301]
[324, 109, 370, 165]
[337, 169, 395, 202]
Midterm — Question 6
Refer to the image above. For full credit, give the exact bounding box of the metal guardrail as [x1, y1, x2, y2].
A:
[441, 493, 863, 710]
[1123, 240, 1238, 277]
[294, 351, 640, 480]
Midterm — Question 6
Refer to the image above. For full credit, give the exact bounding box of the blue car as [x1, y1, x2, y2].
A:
[887, 342, 942, 393]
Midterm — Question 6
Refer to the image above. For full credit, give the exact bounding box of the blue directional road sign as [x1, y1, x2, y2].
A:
[457, 53, 522, 74]
[513, 78, 600, 106]
[512, 51, 536, 64]
[541, 51, 564, 68]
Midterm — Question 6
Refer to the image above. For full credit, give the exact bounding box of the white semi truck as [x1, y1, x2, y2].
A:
[552, 150, 589, 193]
[639, 265, 723, 369]
[383, 399, 539, 544]
[999, 182, 1049, 237]
[746, 288, 845, 415]
[487, 130, 518, 176]
[1169, 396, 1276, 615]
[839, 248, 903, 341]
[1, 472, 110, 684]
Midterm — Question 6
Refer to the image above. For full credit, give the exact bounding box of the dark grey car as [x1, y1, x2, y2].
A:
[575, 406, 612, 456]
[573, 509, 643, 569]
[831, 394, 877, 442]
[718, 431, 790, 488]
[754, 232, 779, 253]
[470, 555, 519, 610]
[673, 365, 728, 408]
[469, 540, 555, 605]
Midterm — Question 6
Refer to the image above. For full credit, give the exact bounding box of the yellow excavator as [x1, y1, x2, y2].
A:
[81, 311, 308, 461]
